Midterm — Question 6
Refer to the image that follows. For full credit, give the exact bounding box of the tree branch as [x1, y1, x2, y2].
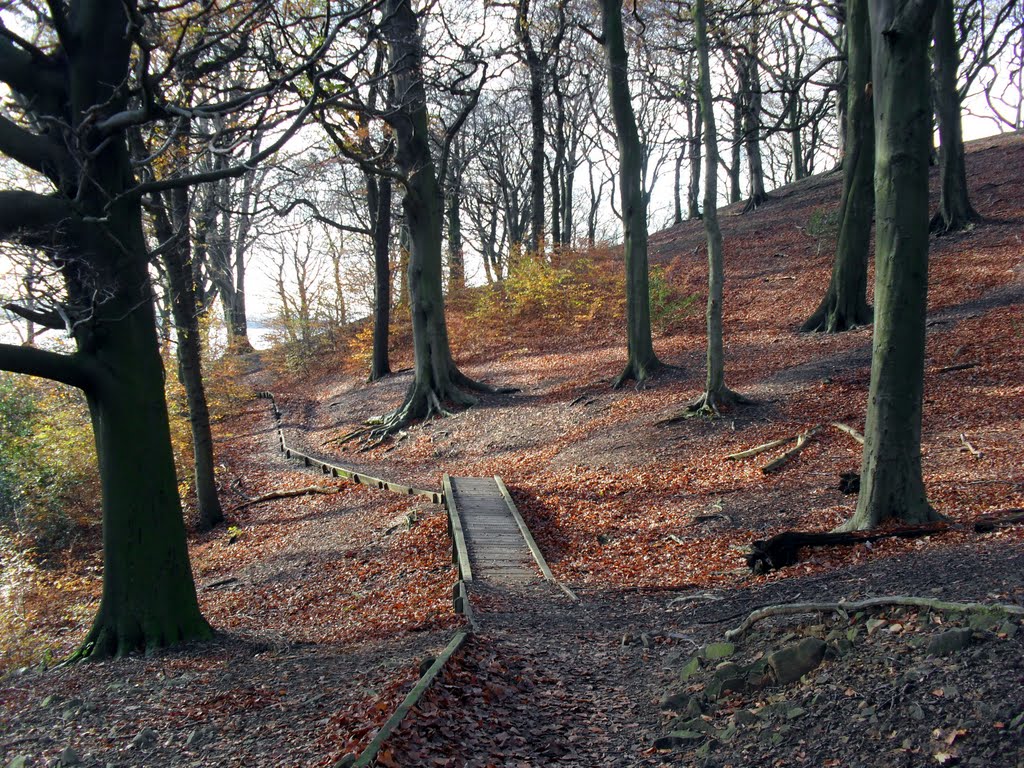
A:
[0, 342, 95, 391]
[0, 114, 63, 178]
[0, 34, 63, 101]
[0, 190, 74, 240]
[3, 303, 65, 330]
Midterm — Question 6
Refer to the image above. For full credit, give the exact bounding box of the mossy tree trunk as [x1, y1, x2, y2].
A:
[838, 0, 946, 531]
[601, 0, 660, 388]
[802, 0, 875, 333]
[929, 0, 979, 234]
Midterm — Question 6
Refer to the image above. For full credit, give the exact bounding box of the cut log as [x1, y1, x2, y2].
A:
[936, 361, 979, 374]
[761, 426, 821, 474]
[830, 421, 864, 445]
[726, 435, 796, 461]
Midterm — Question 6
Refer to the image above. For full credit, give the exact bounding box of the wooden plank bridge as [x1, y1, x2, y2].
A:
[443, 474, 554, 585]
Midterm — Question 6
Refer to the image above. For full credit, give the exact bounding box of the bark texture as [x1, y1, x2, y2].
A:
[602, 0, 660, 388]
[802, 0, 875, 333]
[839, 0, 945, 531]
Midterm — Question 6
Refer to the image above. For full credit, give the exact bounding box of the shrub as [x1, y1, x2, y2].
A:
[649, 265, 699, 333]
[0, 373, 99, 551]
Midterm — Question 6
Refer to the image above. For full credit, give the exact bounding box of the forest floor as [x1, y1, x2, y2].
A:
[2, 131, 1024, 767]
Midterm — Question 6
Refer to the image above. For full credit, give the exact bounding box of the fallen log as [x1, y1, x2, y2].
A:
[973, 508, 1024, 533]
[725, 596, 1024, 641]
[230, 485, 339, 511]
[746, 524, 949, 574]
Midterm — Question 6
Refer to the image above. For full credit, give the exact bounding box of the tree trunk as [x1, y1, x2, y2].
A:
[518, 0, 546, 255]
[673, 149, 684, 226]
[729, 98, 742, 205]
[446, 163, 465, 292]
[370, 175, 393, 381]
[602, 0, 660, 387]
[689, 96, 703, 219]
[689, 0, 748, 415]
[839, 0, 945, 531]
[741, 41, 770, 212]
[802, 0, 874, 333]
[353, 0, 511, 442]
[82, 262, 213, 655]
[930, 0, 979, 234]
[153, 187, 224, 531]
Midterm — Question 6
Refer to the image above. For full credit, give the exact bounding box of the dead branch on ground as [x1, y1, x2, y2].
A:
[725, 596, 1024, 641]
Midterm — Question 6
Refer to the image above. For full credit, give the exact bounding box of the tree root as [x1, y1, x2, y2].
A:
[725, 595, 1024, 641]
[741, 192, 772, 214]
[685, 387, 753, 419]
[339, 370, 517, 449]
[762, 426, 821, 473]
[800, 298, 872, 334]
[230, 485, 339, 511]
[611, 357, 661, 390]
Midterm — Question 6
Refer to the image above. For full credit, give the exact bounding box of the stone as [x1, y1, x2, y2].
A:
[926, 628, 972, 657]
[702, 642, 736, 660]
[6, 757, 28, 768]
[59, 747, 81, 766]
[678, 656, 701, 681]
[732, 709, 761, 727]
[766, 638, 827, 685]
[745, 660, 773, 690]
[968, 611, 1002, 632]
[825, 638, 853, 660]
[866, 618, 887, 635]
[654, 730, 705, 750]
[659, 691, 693, 712]
[130, 728, 158, 749]
[713, 661, 743, 680]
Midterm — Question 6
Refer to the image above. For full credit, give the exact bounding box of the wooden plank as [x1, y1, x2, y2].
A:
[352, 631, 469, 768]
[444, 474, 473, 582]
[493, 476, 555, 581]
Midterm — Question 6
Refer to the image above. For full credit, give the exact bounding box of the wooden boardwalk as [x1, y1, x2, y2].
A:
[444, 475, 553, 585]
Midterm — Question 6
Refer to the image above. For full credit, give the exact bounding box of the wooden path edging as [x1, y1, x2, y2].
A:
[257, 392, 442, 504]
[344, 631, 470, 768]
[442, 473, 473, 583]
[494, 476, 580, 602]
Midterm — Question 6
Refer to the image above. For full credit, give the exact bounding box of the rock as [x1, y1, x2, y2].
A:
[40, 695, 55, 708]
[659, 691, 693, 712]
[998, 620, 1018, 639]
[702, 642, 736, 660]
[130, 728, 158, 749]
[766, 637, 827, 685]
[654, 730, 705, 750]
[866, 618, 887, 635]
[786, 707, 806, 720]
[58, 747, 81, 766]
[713, 661, 742, 680]
[6, 757, 29, 768]
[745, 660, 773, 690]
[640, 632, 653, 648]
[678, 656, 701, 681]
[732, 709, 761, 727]
[806, 624, 827, 639]
[826, 638, 853, 659]
[968, 611, 1002, 632]
[926, 628, 972, 657]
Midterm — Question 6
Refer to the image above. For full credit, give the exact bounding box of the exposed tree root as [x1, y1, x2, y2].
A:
[230, 485, 339, 511]
[800, 297, 872, 333]
[833, 503, 949, 532]
[741, 192, 772, 214]
[725, 595, 1024, 641]
[684, 387, 753, 419]
[929, 206, 980, 235]
[340, 371, 518, 449]
[611, 357, 661, 390]
[973, 508, 1024, 533]
[762, 426, 821, 473]
[70, 611, 213, 662]
[745, 524, 949, 574]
